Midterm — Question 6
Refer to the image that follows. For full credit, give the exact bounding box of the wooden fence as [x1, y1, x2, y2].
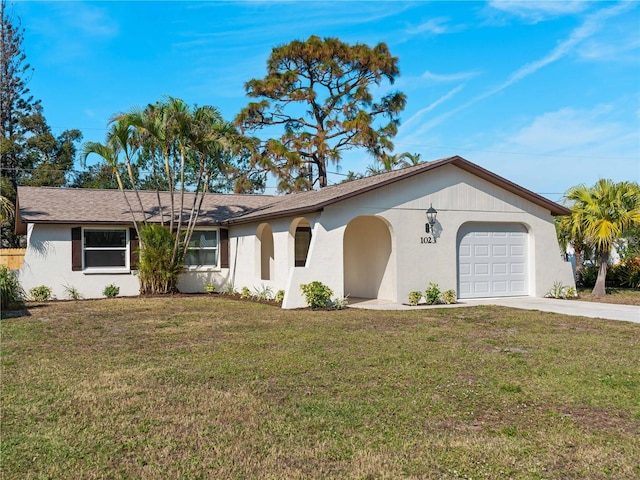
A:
[0, 248, 26, 270]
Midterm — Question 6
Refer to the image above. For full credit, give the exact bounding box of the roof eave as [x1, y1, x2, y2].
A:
[224, 206, 325, 226]
[226, 156, 461, 225]
[14, 195, 26, 235]
[225, 155, 571, 222]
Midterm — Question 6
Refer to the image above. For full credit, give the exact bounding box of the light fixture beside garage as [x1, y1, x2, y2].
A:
[425, 204, 438, 234]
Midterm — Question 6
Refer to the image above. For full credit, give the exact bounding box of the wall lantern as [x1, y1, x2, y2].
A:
[425, 204, 438, 233]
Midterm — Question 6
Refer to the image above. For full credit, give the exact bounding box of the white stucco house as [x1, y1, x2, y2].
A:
[15, 156, 575, 308]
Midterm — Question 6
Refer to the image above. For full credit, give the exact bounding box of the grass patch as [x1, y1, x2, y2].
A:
[2, 297, 639, 479]
[576, 287, 640, 305]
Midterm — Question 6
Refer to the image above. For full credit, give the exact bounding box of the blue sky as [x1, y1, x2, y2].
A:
[10, 0, 640, 200]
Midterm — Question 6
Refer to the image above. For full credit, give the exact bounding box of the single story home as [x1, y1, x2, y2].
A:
[15, 155, 575, 308]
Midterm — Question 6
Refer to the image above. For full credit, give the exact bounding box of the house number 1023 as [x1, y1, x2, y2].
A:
[420, 236, 436, 244]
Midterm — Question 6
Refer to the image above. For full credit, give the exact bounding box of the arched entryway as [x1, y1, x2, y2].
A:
[256, 223, 274, 280]
[343, 215, 394, 300]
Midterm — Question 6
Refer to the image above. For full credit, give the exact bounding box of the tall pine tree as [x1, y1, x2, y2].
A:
[0, 0, 37, 190]
[1, 1, 82, 246]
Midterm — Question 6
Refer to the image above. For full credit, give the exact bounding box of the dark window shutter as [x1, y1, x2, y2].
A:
[71, 227, 82, 271]
[220, 228, 229, 268]
[129, 228, 139, 269]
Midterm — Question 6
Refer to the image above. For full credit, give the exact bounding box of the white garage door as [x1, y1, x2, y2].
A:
[458, 223, 528, 299]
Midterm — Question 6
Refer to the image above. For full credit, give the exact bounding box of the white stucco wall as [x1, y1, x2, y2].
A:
[20, 164, 573, 306]
[19, 223, 236, 299]
[274, 164, 573, 307]
[19, 224, 140, 300]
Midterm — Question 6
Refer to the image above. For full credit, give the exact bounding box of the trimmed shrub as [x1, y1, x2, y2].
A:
[274, 290, 285, 305]
[408, 291, 422, 306]
[240, 287, 252, 299]
[29, 285, 52, 302]
[300, 281, 333, 309]
[442, 289, 457, 304]
[204, 283, 216, 294]
[424, 282, 442, 305]
[103, 284, 120, 298]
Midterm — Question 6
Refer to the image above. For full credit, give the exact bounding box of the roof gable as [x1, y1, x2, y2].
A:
[222, 156, 571, 222]
[15, 155, 570, 232]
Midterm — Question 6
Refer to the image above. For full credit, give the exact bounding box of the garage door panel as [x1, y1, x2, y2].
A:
[492, 245, 507, 256]
[458, 224, 528, 299]
[510, 263, 525, 274]
[493, 263, 507, 275]
[474, 263, 489, 275]
[493, 281, 508, 293]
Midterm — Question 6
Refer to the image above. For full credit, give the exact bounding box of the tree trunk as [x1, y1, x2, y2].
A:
[317, 160, 327, 188]
[574, 245, 584, 286]
[592, 250, 609, 296]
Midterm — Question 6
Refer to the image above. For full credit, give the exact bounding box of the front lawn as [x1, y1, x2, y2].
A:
[576, 288, 640, 306]
[2, 297, 639, 479]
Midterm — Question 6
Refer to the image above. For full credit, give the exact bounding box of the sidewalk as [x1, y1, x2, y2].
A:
[348, 296, 640, 324]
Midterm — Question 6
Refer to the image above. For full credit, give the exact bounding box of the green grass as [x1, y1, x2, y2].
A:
[2, 297, 639, 479]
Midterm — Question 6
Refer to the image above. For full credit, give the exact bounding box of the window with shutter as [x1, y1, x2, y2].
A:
[220, 228, 229, 269]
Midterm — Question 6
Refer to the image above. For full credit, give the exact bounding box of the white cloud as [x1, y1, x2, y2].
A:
[51, 2, 119, 39]
[405, 2, 635, 136]
[471, 104, 640, 197]
[578, 36, 640, 62]
[421, 70, 479, 83]
[487, 0, 588, 23]
[24, 3, 119, 66]
[508, 106, 622, 151]
[399, 85, 465, 134]
[406, 17, 450, 35]
[491, 3, 632, 91]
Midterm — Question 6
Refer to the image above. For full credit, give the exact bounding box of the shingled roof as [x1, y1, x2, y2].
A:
[15, 155, 569, 234]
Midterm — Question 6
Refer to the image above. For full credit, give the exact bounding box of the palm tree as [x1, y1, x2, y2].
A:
[81, 141, 141, 228]
[126, 100, 176, 228]
[181, 104, 241, 254]
[396, 152, 421, 168]
[368, 151, 422, 176]
[106, 119, 147, 229]
[83, 121, 147, 241]
[555, 215, 591, 286]
[565, 179, 640, 296]
[84, 96, 246, 294]
[0, 194, 13, 223]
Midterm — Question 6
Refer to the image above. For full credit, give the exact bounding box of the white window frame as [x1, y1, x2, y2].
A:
[82, 227, 130, 274]
[184, 228, 220, 271]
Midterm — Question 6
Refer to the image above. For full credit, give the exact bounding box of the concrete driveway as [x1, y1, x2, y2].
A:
[348, 296, 640, 324]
